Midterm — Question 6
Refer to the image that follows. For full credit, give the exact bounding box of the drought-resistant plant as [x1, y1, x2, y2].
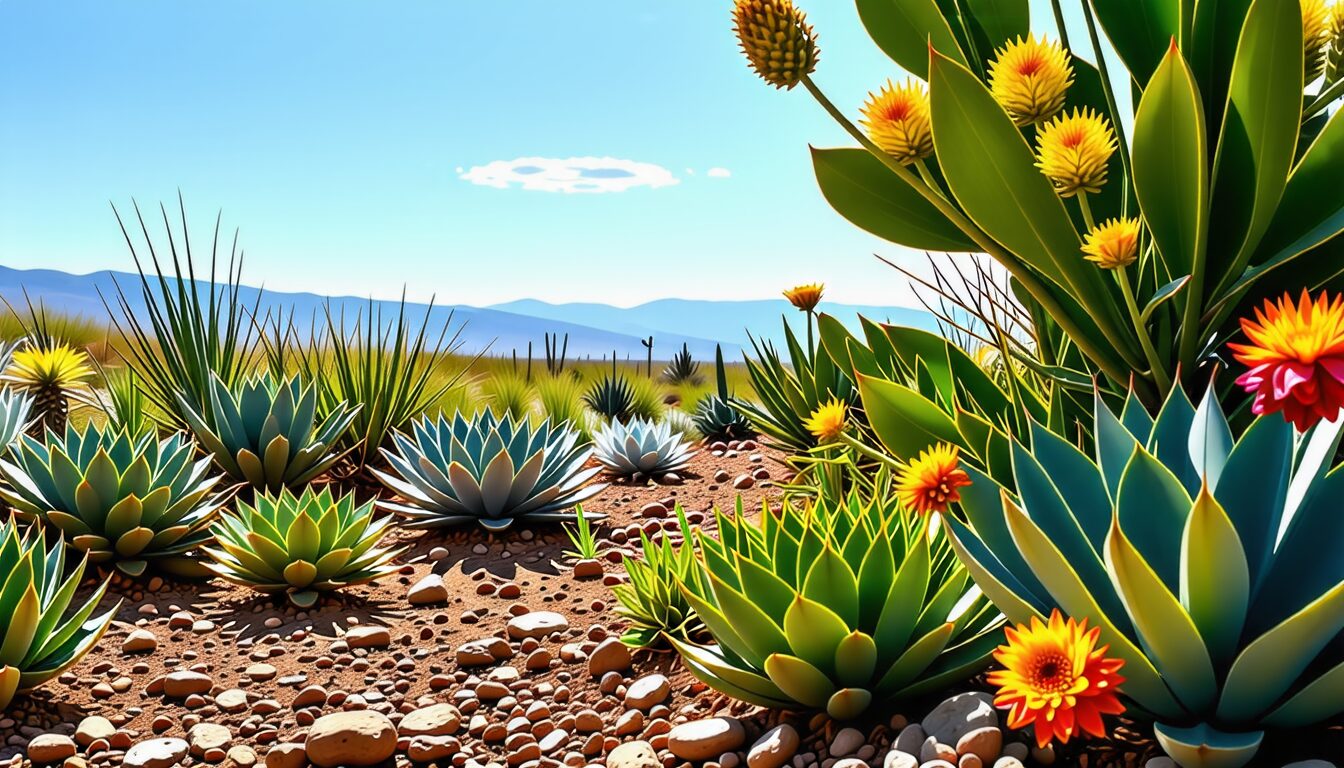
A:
[736, 0, 1344, 410]
[0, 389, 33, 453]
[736, 318, 855, 452]
[593, 417, 696, 479]
[536, 374, 590, 438]
[0, 423, 227, 576]
[628, 375, 666, 423]
[670, 482, 1002, 720]
[947, 384, 1344, 767]
[178, 373, 360, 493]
[1, 343, 95, 436]
[613, 505, 703, 648]
[373, 410, 605, 531]
[662, 343, 702, 386]
[583, 366, 635, 423]
[0, 517, 118, 710]
[204, 487, 402, 607]
[693, 345, 753, 441]
[97, 367, 154, 438]
[562, 503, 600, 561]
[481, 372, 535, 422]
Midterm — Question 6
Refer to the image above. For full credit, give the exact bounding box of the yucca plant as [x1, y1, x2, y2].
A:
[178, 372, 359, 493]
[204, 487, 402, 607]
[373, 410, 605, 531]
[583, 365, 636, 423]
[670, 481, 1002, 720]
[0, 423, 227, 576]
[593, 417, 696, 479]
[693, 344, 753, 441]
[0, 517, 118, 710]
[736, 319, 855, 452]
[613, 505, 703, 648]
[662, 343, 702, 386]
[2, 343, 95, 436]
[947, 384, 1344, 767]
[737, 0, 1344, 411]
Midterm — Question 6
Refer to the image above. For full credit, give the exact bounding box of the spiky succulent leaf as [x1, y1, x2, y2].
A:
[593, 417, 696, 479]
[583, 373, 635, 423]
[613, 506, 703, 647]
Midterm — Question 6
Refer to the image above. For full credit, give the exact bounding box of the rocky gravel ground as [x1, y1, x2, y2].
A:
[1, 441, 1339, 768]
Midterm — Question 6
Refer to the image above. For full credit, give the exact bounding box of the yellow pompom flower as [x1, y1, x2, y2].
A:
[1081, 218, 1140, 269]
[732, 0, 820, 90]
[988, 34, 1074, 125]
[783, 283, 824, 312]
[3, 344, 95, 435]
[803, 397, 846, 443]
[1035, 108, 1116, 197]
[860, 79, 933, 164]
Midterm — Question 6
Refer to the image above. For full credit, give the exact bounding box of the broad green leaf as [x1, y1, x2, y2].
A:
[857, 374, 963, 461]
[1152, 724, 1263, 768]
[1181, 488, 1248, 664]
[1189, 0, 1254, 132]
[1116, 446, 1193, 590]
[1263, 657, 1344, 727]
[855, 0, 966, 78]
[1252, 110, 1344, 270]
[810, 148, 976, 252]
[783, 596, 850, 675]
[960, 0, 1028, 63]
[802, 546, 860, 627]
[762, 653, 834, 707]
[1092, 0, 1184, 86]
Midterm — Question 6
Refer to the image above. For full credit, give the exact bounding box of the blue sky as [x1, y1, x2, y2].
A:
[0, 1, 1084, 307]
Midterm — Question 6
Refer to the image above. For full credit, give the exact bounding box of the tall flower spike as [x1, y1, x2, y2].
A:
[896, 443, 971, 515]
[1230, 290, 1344, 432]
[988, 611, 1126, 749]
[860, 79, 934, 164]
[732, 0, 819, 90]
[1035, 108, 1116, 197]
[1081, 218, 1140, 269]
[988, 34, 1074, 125]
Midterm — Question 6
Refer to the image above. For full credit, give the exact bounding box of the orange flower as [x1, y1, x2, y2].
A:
[988, 611, 1126, 749]
[896, 443, 971, 515]
[1230, 290, 1344, 431]
[1081, 218, 1140, 269]
[783, 283, 824, 312]
[1035, 108, 1116, 197]
[803, 397, 846, 443]
[988, 34, 1073, 125]
[860, 79, 933, 164]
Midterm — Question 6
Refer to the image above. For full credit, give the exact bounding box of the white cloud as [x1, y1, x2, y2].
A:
[706, 167, 731, 178]
[459, 157, 679, 194]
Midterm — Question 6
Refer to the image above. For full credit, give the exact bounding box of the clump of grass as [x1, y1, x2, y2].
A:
[628, 376, 666, 422]
[480, 372, 535, 421]
[563, 505, 601, 560]
[536, 374, 588, 433]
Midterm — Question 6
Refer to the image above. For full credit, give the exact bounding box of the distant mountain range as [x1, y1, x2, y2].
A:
[0, 265, 935, 360]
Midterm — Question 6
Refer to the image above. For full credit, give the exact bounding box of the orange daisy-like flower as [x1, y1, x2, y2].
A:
[1035, 108, 1116, 197]
[1081, 218, 1140, 269]
[988, 611, 1126, 749]
[896, 443, 971, 515]
[860, 79, 933, 164]
[1230, 290, 1344, 432]
[783, 283, 824, 312]
[988, 34, 1074, 126]
[803, 397, 846, 443]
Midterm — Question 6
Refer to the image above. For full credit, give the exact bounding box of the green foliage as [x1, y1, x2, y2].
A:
[736, 319, 854, 451]
[373, 410, 605, 531]
[205, 486, 402, 607]
[613, 505, 703, 648]
[98, 367, 153, 438]
[627, 375, 666, 422]
[178, 372, 359, 493]
[662, 343, 703, 386]
[670, 481, 1002, 719]
[480, 372, 535, 422]
[562, 504, 600, 560]
[0, 423, 226, 576]
[0, 389, 32, 452]
[536, 375, 589, 437]
[693, 345, 753, 441]
[949, 385, 1344, 768]
[0, 517, 118, 710]
[593, 417, 696, 479]
[583, 368, 636, 423]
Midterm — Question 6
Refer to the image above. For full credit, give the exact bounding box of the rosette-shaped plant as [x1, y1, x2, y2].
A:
[593, 417, 696, 479]
[670, 487, 1002, 720]
[948, 385, 1344, 767]
[205, 487, 402, 607]
[613, 506, 703, 648]
[0, 424, 226, 576]
[373, 410, 605, 531]
[0, 517, 118, 710]
[178, 372, 359, 493]
[692, 345, 753, 441]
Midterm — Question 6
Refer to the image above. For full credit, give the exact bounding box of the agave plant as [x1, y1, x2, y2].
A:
[948, 385, 1344, 767]
[178, 372, 359, 493]
[373, 410, 605, 531]
[583, 366, 635, 423]
[204, 487, 402, 607]
[736, 319, 855, 451]
[737, 0, 1344, 409]
[0, 389, 33, 454]
[614, 506, 703, 648]
[693, 345, 753, 441]
[0, 423, 227, 576]
[670, 483, 1002, 720]
[0, 517, 118, 710]
[593, 417, 696, 479]
[662, 343, 703, 386]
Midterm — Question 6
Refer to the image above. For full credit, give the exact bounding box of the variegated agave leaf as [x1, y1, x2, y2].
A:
[593, 417, 696, 479]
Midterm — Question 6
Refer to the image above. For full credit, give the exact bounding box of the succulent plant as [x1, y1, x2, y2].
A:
[593, 417, 696, 479]
[693, 345, 753, 441]
[373, 410, 605, 531]
[0, 389, 33, 453]
[583, 367, 635, 423]
[949, 385, 1344, 768]
[205, 487, 402, 607]
[662, 344, 703, 386]
[671, 484, 1002, 719]
[0, 516, 118, 710]
[178, 372, 359, 493]
[1, 343, 95, 436]
[613, 505, 703, 648]
[0, 423, 227, 576]
[737, 320, 855, 451]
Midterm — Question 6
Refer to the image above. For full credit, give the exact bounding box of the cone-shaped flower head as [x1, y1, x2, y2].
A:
[1035, 108, 1116, 197]
[988, 611, 1126, 749]
[732, 0, 819, 89]
[988, 34, 1074, 125]
[896, 443, 971, 515]
[782, 282, 824, 311]
[1230, 290, 1344, 431]
[1081, 218, 1140, 269]
[860, 79, 934, 164]
[803, 397, 846, 443]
